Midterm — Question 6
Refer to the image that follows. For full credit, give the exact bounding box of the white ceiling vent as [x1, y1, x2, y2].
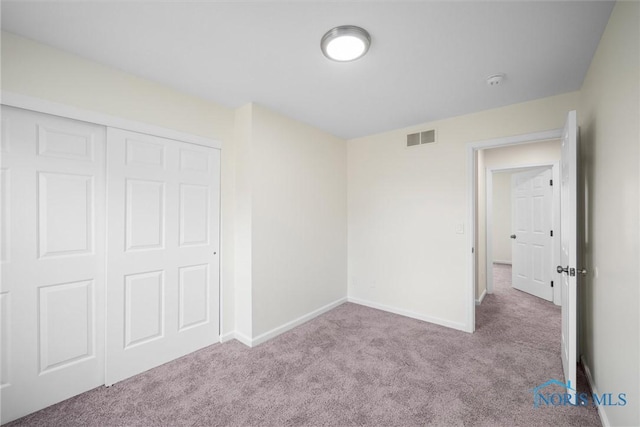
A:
[406, 129, 436, 147]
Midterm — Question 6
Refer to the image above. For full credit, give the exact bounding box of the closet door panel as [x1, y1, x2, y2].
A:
[106, 128, 220, 386]
[0, 106, 106, 424]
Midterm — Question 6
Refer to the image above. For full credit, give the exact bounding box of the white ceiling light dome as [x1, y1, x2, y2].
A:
[321, 25, 371, 62]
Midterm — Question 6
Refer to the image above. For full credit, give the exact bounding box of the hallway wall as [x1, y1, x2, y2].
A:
[579, 2, 640, 425]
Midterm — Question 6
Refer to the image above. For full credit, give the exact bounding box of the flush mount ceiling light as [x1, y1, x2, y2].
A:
[321, 25, 371, 62]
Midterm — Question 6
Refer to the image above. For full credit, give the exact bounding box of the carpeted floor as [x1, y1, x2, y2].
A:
[8, 264, 600, 426]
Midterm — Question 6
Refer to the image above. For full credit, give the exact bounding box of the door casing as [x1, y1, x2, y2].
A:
[466, 129, 563, 332]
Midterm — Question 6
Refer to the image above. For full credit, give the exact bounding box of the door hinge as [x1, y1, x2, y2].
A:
[550, 230, 553, 237]
[550, 179, 553, 186]
[472, 247, 474, 254]
[551, 281, 554, 288]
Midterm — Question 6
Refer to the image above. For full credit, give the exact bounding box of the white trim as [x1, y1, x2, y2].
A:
[551, 163, 561, 306]
[466, 144, 477, 332]
[467, 129, 563, 151]
[232, 297, 347, 348]
[217, 166, 224, 340]
[581, 355, 611, 427]
[234, 331, 253, 348]
[1, 91, 221, 149]
[348, 296, 468, 333]
[219, 332, 236, 343]
[486, 169, 495, 294]
[251, 297, 347, 347]
[467, 128, 563, 332]
[475, 289, 487, 305]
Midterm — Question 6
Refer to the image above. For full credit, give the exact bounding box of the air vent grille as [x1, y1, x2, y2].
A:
[406, 129, 436, 147]
[407, 133, 420, 147]
[421, 130, 435, 144]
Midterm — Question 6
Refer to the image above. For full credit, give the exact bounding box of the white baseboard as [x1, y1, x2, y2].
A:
[347, 296, 467, 332]
[219, 331, 236, 343]
[493, 260, 512, 265]
[581, 355, 611, 427]
[234, 331, 253, 347]
[476, 289, 487, 305]
[228, 297, 347, 348]
[250, 297, 347, 347]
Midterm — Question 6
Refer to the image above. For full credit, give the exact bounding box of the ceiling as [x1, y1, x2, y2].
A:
[1, 1, 614, 139]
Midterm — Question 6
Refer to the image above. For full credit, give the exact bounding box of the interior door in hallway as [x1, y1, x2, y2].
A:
[558, 110, 579, 395]
[511, 167, 553, 301]
[0, 106, 106, 424]
[105, 128, 220, 386]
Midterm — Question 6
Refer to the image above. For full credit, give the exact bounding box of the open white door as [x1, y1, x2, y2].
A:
[558, 110, 579, 394]
[511, 167, 553, 301]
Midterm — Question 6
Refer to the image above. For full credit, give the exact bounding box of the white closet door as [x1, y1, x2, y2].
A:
[0, 106, 106, 424]
[105, 128, 220, 385]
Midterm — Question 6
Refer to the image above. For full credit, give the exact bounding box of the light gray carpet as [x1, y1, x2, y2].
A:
[8, 264, 600, 426]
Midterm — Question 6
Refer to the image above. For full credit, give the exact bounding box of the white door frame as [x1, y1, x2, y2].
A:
[466, 129, 562, 332]
[1, 91, 220, 149]
[485, 162, 561, 305]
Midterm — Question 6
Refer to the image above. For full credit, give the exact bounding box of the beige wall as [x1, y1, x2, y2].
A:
[476, 140, 561, 298]
[235, 103, 348, 340]
[348, 92, 579, 331]
[1, 32, 233, 141]
[492, 172, 513, 264]
[0, 31, 240, 335]
[579, 2, 640, 425]
[233, 104, 253, 339]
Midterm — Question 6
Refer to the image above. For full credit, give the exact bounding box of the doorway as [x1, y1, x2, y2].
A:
[475, 140, 562, 312]
[485, 164, 561, 305]
[466, 111, 580, 398]
[465, 129, 563, 332]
